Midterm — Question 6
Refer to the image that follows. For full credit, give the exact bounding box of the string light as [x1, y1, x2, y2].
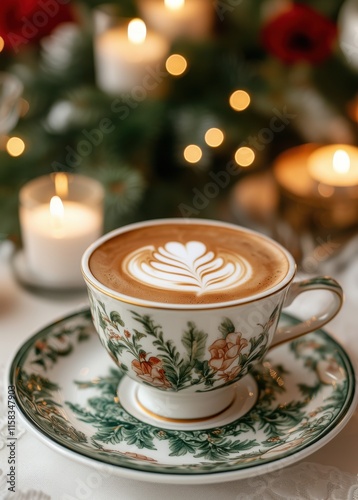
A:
[205, 128, 224, 147]
[6, 137, 25, 157]
[184, 145, 202, 163]
[166, 54, 188, 76]
[230, 90, 251, 111]
[235, 147, 255, 167]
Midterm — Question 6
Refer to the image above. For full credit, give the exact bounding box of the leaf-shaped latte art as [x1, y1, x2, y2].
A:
[123, 241, 252, 295]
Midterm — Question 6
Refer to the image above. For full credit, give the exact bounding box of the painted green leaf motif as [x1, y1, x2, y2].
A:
[75, 368, 122, 395]
[181, 322, 208, 362]
[67, 402, 100, 425]
[168, 436, 197, 456]
[78, 327, 91, 342]
[133, 329, 146, 341]
[258, 401, 306, 437]
[98, 307, 107, 331]
[249, 332, 266, 351]
[131, 311, 163, 338]
[110, 311, 125, 327]
[219, 318, 236, 338]
[298, 383, 322, 399]
[323, 379, 349, 409]
[193, 438, 258, 460]
[95, 425, 125, 445]
[98, 300, 106, 312]
[122, 427, 157, 450]
[107, 339, 124, 360]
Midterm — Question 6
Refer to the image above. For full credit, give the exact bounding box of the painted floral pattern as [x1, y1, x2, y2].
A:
[132, 354, 171, 389]
[91, 299, 278, 392]
[9, 310, 355, 477]
[208, 332, 249, 382]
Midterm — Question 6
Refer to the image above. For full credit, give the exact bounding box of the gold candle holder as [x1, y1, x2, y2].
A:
[273, 144, 358, 233]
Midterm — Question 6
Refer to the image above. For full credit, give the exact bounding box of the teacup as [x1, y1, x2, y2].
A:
[81, 219, 343, 423]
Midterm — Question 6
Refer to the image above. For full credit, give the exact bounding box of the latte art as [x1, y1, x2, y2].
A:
[123, 241, 252, 295]
[88, 222, 290, 305]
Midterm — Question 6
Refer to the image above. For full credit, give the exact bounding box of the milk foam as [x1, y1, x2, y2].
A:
[123, 240, 252, 295]
[88, 222, 290, 305]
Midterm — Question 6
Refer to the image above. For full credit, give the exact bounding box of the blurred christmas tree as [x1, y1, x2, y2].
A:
[0, 0, 357, 240]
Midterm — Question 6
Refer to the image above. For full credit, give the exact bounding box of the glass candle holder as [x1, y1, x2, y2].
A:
[19, 173, 104, 289]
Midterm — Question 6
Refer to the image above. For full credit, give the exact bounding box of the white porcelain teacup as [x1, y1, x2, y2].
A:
[81, 219, 343, 423]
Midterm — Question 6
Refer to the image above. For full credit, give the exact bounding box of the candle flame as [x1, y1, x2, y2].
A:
[50, 196, 64, 232]
[333, 149, 350, 174]
[165, 0, 185, 10]
[128, 19, 147, 45]
[55, 172, 68, 198]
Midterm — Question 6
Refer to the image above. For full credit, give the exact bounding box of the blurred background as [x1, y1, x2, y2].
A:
[0, 0, 357, 272]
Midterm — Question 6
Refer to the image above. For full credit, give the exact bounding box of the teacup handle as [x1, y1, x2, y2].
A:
[271, 277, 343, 348]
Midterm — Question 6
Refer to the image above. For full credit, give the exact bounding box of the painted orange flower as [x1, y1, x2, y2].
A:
[208, 332, 249, 373]
[217, 365, 242, 383]
[132, 353, 171, 389]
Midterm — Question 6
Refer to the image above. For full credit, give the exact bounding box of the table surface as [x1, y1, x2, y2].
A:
[1, 241, 358, 500]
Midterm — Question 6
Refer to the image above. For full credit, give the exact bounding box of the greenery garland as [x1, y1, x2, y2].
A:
[0, 0, 357, 240]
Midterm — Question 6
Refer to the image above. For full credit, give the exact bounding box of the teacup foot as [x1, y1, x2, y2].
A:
[117, 375, 258, 431]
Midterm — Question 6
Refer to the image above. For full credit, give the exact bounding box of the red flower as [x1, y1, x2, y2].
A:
[261, 4, 337, 64]
[0, 0, 75, 53]
[132, 354, 171, 389]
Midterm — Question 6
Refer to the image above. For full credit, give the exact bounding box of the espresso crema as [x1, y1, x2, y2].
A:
[89, 223, 290, 305]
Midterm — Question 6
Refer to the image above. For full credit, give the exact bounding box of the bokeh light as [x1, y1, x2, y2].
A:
[6, 137, 25, 157]
[317, 183, 334, 198]
[184, 145, 203, 163]
[0, 37, 4, 53]
[205, 128, 224, 147]
[230, 90, 251, 111]
[166, 54, 188, 76]
[235, 147, 255, 167]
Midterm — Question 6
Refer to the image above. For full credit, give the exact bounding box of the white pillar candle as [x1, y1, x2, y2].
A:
[19, 174, 104, 288]
[308, 145, 358, 187]
[94, 18, 169, 95]
[137, 0, 214, 41]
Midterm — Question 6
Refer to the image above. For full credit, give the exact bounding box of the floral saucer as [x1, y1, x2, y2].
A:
[9, 309, 357, 485]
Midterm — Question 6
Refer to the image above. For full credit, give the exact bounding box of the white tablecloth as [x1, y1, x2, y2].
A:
[1, 241, 358, 500]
